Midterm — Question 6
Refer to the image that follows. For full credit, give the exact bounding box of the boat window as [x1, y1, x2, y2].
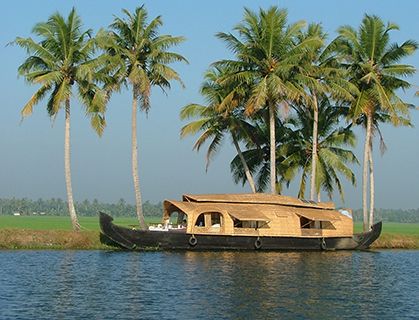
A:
[300, 217, 335, 230]
[194, 212, 223, 228]
[233, 218, 269, 229]
[319, 221, 335, 230]
[211, 213, 222, 227]
[300, 216, 315, 229]
[195, 213, 205, 227]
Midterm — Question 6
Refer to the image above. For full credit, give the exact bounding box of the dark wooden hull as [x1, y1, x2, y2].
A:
[99, 212, 382, 251]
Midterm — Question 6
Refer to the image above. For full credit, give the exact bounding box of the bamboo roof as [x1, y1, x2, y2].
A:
[163, 200, 198, 219]
[293, 207, 341, 222]
[164, 199, 342, 222]
[228, 209, 270, 221]
[182, 193, 335, 210]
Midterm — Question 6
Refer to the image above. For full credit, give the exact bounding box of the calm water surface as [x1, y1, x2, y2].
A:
[0, 250, 418, 320]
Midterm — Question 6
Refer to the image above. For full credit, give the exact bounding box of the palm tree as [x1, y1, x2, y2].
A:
[280, 100, 358, 201]
[230, 101, 358, 200]
[180, 67, 257, 192]
[355, 110, 411, 227]
[294, 23, 357, 201]
[335, 15, 417, 231]
[100, 6, 187, 229]
[14, 8, 108, 231]
[229, 113, 292, 193]
[215, 7, 321, 194]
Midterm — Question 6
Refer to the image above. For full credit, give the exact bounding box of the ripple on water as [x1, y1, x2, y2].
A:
[0, 250, 418, 320]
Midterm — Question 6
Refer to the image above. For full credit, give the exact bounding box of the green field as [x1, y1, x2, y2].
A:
[354, 222, 419, 236]
[0, 215, 160, 231]
[1, 215, 418, 235]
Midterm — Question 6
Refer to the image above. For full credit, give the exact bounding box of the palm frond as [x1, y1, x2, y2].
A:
[21, 84, 52, 117]
[180, 118, 211, 138]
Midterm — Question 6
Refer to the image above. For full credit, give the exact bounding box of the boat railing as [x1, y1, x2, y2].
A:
[148, 224, 186, 232]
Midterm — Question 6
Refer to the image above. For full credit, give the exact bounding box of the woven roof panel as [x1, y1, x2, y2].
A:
[182, 193, 335, 210]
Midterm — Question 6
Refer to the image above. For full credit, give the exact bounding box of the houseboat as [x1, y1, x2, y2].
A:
[99, 193, 381, 250]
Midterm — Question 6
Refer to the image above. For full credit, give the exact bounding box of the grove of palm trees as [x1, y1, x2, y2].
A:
[15, 5, 417, 231]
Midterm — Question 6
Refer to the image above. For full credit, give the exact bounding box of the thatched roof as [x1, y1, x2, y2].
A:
[182, 193, 335, 210]
[164, 198, 341, 222]
[293, 207, 341, 222]
[227, 208, 270, 221]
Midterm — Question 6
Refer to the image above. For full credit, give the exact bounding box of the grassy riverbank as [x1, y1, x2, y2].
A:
[353, 222, 419, 249]
[0, 216, 157, 250]
[0, 216, 418, 249]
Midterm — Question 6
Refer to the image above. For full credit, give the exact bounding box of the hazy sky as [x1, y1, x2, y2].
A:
[0, 0, 418, 209]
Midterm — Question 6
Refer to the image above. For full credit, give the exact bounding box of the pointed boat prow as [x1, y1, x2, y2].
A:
[353, 221, 382, 249]
[99, 212, 137, 250]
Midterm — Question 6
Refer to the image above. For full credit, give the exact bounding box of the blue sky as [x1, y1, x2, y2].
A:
[0, 0, 418, 209]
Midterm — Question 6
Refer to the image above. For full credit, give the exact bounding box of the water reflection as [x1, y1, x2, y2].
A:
[0, 250, 418, 319]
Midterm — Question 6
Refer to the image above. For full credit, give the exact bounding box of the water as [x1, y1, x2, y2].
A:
[0, 250, 418, 320]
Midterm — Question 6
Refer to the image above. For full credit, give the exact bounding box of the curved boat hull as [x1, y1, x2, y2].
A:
[99, 212, 382, 251]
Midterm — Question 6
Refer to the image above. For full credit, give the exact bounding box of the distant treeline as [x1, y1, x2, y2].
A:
[352, 209, 419, 223]
[1, 198, 419, 223]
[0, 198, 162, 217]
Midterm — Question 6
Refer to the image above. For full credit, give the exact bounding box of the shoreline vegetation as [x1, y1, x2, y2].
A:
[0, 216, 417, 250]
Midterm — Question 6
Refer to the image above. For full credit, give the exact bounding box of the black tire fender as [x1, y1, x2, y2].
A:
[254, 237, 262, 249]
[189, 235, 197, 246]
[321, 238, 327, 250]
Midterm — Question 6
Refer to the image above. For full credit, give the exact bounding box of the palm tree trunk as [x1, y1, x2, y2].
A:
[310, 93, 319, 201]
[269, 102, 276, 194]
[132, 85, 147, 230]
[362, 113, 373, 232]
[368, 147, 375, 229]
[232, 134, 256, 193]
[64, 99, 80, 231]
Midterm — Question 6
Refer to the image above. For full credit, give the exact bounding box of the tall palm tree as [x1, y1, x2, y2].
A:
[14, 8, 108, 231]
[294, 23, 357, 201]
[335, 15, 417, 230]
[180, 67, 257, 192]
[215, 7, 321, 194]
[281, 101, 358, 201]
[100, 6, 187, 229]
